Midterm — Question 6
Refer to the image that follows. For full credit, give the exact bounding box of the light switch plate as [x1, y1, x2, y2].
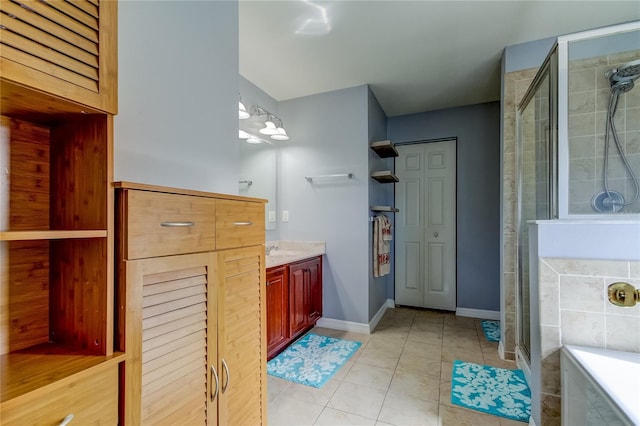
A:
[268, 210, 276, 222]
[282, 210, 289, 222]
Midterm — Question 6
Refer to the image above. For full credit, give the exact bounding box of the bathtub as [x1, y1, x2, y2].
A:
[561, 345, 640, 425]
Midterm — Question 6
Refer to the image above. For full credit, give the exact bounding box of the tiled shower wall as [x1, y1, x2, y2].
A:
[536, 257, 640, 425]
[568, 49, 640, 214]
[502, 67, 538, 360]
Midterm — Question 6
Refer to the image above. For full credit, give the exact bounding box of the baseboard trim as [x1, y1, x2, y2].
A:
[516, 346, 531, 386]
[499, 339, 506, 359]
[315, 299, 395, 335]
[455, 308, 500, 320]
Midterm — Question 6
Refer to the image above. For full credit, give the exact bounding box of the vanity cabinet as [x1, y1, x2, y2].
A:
[266, 265, 289, 359]
[116, 183, 266, 426]
[289, 257, 322, 340]
[0, 0, 118, 114]
[267, 256, 323, 359]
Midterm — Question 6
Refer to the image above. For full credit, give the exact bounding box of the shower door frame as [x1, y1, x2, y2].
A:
[516, 49, 559, 365]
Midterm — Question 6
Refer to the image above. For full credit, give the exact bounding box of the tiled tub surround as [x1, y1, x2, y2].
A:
[266, 240, 326, 268]
[568, 49, 640, 214]
[502, 67, 539, 360]
[535, 257, 640, 425]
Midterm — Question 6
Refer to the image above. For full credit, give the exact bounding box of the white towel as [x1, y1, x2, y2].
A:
[373, 215, 392, 277]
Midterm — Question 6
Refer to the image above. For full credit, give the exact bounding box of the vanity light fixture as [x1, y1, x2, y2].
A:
[252, 106, 291, 140]
[239, 129, 251, 139]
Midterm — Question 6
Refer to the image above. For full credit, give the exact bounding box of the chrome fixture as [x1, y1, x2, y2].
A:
[252, 106, 290, 141]
[304, 173, 353, 182]
[592, 59, 640, 212]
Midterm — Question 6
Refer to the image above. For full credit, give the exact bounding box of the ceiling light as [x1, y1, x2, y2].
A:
[271, 127, 289, 141]
[246, 137, 262, 144]
[259, 120, 278, 135]
[238, 101, 250, 119]
[239, 130, 251, 139]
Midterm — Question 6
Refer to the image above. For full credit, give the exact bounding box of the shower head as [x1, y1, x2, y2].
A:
[606, 59, 640, 91]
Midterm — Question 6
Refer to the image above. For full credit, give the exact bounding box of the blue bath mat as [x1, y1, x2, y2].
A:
[481, 320, 500, 342]
[451, 360, 531, 422]
[267, 333, 361, 388]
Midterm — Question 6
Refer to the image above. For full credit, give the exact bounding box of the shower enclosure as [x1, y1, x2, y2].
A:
[516, 22, 640, 363]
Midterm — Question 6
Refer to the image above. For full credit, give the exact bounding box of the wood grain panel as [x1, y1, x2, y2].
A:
[217, 246, 265, 426]
[49, 238, 108, 354]
[124, 190, 216, 259]
[6, 117, 50, 231]
[1, 361, 119, 425]
[4, 241, 49, 353]
[266, 266, 289, 359]
[50, 115, 108, 230]
[215, 200, 265, 250]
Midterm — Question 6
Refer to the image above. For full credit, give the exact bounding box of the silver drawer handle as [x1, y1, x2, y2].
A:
[211, 365, 219, 402]
[221, 358, 230, 393]
[233, 221, 253, 226]
[59, 414, 74, 426]
[160, 222, 194, 227]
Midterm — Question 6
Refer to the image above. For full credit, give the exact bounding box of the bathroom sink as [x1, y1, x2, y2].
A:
[265, 241, 326, 268]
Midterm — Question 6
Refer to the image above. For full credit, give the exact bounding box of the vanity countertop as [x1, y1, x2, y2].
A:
[265, 240, 326, 268]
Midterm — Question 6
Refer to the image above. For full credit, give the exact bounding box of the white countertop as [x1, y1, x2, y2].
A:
[265, 240, 326, 268]
[563, 345, 640, 425]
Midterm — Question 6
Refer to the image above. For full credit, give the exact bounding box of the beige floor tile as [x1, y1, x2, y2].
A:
[327, 381, 386, 420]
[411, 321, 444, 332]
[387, 370, 440, 401]
[377, 392, 439, 426]
[483, 356, 517, 370]
[344, 362, 394, 390]
[268, 376, 292, 403]
[407, 329, 444, 344]
[366, 334, 407, 355]
[268, 395, 325, 426]
[357, 347, 401, 369]
[314, 407, 377, 426]
[396, 353, 441, 378]
[331, 358, 356, 380]
[402, 340, 442, 360]
[440, 361, 453, 381]
[440, 347, 485, 364]
[282, 378, 340, 406]
[438, 404, 501, 426]
[439, 381, 454, 408]
[442, 338, 482, 353]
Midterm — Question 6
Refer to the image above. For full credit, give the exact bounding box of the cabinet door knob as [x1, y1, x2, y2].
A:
[210, 365, 219, 402]
[59, 414, 74, 426]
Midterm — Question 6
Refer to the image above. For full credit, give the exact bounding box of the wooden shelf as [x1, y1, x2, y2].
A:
[370, 206, 399, 213]
[0, 343, 125, 402]
[371, 170, 399, 183]
[0, 230, 107, 241]
[370, 140, 399, 158]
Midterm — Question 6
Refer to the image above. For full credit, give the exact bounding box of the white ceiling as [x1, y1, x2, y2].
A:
[239, 1, 640, 117]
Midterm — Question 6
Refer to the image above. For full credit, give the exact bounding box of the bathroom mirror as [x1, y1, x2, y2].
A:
[239, 140, 277, 230]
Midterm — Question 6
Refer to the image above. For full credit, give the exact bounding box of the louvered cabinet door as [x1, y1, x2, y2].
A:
[215, 245, 266, 426]
[0, 0, 117, 113]
[123, 252, 218, 426]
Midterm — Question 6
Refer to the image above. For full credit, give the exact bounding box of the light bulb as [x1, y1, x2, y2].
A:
[271, 127, 289, 141]
[246, 137, 262, 144]
[259, 120, 278, 135]
[238, 130, 251, 139]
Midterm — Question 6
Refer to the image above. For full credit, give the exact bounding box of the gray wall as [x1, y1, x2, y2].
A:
[387, 102, 501, 311]
[115, 1, 239, 194]
[367, 88, 393, 320]
[278, 86, 371, 324]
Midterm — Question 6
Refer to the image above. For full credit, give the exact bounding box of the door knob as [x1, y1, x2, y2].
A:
[434, 232, 439, 237]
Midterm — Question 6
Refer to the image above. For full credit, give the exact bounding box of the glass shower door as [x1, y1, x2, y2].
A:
[517, 57, 556, 362]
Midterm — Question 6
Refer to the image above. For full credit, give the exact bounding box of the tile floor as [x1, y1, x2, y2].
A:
[268, 307, 524, 426]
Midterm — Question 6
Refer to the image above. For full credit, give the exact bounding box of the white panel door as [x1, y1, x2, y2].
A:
[395, 140, 456, 310]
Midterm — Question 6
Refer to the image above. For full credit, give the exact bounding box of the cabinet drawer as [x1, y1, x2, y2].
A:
[1, 364, 119, 425]
[216, 200, 265, 250]
[123, 190, 216, 259]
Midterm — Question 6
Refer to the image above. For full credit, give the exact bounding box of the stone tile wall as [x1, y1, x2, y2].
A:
[568, 49, 640, 214]
[536, 257, 640, 425]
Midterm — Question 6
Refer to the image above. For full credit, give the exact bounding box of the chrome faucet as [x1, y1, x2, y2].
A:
[266, 245, 278, 255]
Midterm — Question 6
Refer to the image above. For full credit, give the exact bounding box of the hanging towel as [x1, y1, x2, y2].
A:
[373, 214, 392, 277]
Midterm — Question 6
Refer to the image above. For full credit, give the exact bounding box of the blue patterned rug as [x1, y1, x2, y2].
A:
[451, 360, 531, 422]
[481, 320, 500, 342]
[267, 333, 361, 388]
